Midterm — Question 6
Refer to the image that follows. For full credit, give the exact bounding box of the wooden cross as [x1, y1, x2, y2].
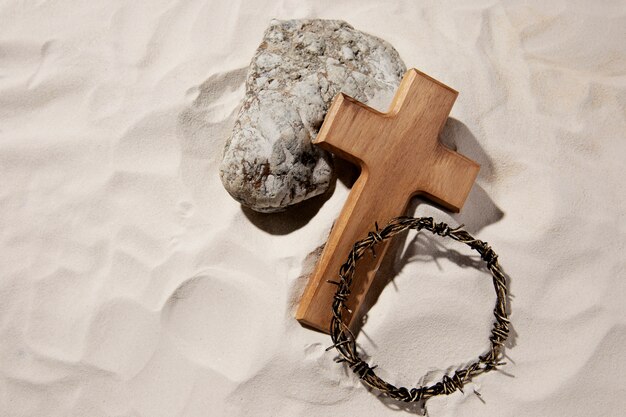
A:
[296, 69, 480, 333]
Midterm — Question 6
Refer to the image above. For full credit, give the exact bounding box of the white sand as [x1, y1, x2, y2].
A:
[1, 1, 625, 416]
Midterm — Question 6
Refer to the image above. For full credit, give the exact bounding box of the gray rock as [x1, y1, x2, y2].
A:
[220, 19, 406, 212]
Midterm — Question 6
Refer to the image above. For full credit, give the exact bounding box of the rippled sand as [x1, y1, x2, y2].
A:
[1, 1, 625, 416]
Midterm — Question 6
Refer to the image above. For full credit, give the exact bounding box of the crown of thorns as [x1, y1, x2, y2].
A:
[326, 216, 510, 403]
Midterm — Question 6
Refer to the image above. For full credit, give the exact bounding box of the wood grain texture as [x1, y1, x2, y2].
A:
[296, 69, 480, 333]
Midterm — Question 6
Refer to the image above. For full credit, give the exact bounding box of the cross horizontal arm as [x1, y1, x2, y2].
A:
[412, 143, 480, 212]
[313, 93, 385, 167]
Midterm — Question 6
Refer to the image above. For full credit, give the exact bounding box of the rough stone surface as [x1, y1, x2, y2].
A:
[220, 19, 406, 212]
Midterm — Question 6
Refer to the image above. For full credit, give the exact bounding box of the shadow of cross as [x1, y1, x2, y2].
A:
[296, 69, 480, 333]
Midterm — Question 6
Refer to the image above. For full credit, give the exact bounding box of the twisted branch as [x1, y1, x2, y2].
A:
[327, 216, 510, 403]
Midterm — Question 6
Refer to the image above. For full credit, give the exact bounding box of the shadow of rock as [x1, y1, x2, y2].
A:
[241, 181, 335, 235]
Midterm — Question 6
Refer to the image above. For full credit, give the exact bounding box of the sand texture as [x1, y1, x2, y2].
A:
[1, 1, 625, 416]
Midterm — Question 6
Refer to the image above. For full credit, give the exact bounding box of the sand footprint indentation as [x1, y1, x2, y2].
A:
[161, 269, 278, 381]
